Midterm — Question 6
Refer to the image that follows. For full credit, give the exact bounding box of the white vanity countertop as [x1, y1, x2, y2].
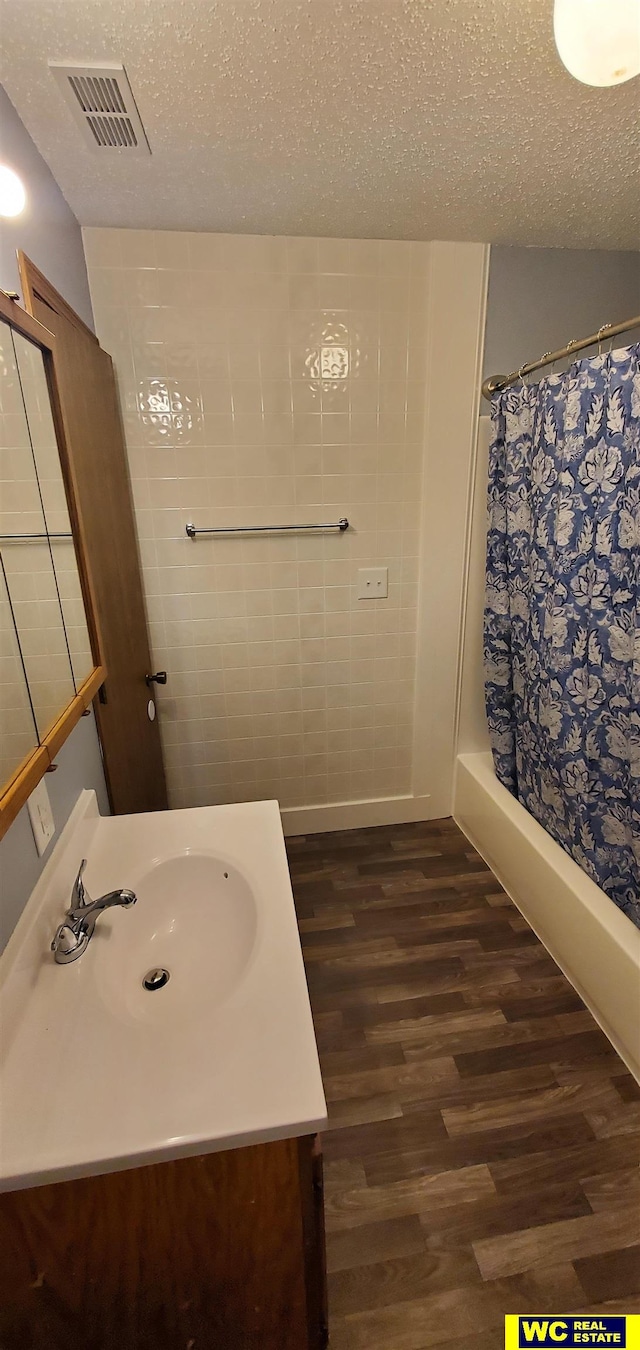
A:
[0, 792, 327, 1192]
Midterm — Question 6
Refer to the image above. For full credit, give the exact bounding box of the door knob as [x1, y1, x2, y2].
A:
[145, 671, 167, 687]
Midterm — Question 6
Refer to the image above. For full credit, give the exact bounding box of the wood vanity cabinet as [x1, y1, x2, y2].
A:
[0, 1133, 328, 1350]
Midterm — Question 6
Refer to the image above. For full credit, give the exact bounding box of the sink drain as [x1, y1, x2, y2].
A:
[142, 967, 170, 991]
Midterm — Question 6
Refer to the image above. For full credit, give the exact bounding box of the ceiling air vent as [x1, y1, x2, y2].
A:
[49, 62, 150, 155]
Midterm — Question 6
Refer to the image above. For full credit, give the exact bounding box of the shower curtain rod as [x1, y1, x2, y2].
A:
[481, 313, 640, 401]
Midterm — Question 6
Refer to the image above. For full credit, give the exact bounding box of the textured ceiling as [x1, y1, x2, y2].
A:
[0, 0, 639, 247]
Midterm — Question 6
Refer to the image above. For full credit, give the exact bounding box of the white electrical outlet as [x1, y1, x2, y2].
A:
[357, 567, 388, 599]
[27, 777, 56, 856]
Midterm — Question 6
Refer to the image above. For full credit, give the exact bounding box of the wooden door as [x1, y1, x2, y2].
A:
[19, 254, 167, 815]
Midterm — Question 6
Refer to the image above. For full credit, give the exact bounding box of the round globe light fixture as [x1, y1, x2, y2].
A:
[0, 165, 26, 217]
[554, 0, 640, 85]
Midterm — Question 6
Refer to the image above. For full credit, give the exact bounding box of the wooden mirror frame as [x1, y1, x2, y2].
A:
[0, 290, 105, 840]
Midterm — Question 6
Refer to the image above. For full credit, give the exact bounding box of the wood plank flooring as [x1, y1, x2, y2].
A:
[285, 817, 640, 1350]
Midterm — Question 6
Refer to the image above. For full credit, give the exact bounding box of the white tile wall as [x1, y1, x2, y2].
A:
[84, 230, 430, 811]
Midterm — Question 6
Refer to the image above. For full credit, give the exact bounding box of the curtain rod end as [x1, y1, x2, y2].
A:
[482, 375, 506, 401]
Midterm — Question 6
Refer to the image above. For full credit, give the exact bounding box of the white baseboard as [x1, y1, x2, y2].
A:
[280, 793, 435, 836]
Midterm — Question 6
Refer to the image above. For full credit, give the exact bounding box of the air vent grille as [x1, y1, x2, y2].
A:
[49, 63, 150, 155]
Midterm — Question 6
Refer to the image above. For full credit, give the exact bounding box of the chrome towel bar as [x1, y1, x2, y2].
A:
[186, 518, 349, 538]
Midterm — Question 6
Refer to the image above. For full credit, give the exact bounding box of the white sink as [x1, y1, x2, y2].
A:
[0, 792, 326, 1192]
[98, 853, 259, 1025]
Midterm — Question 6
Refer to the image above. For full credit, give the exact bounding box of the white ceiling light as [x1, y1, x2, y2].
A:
[554, 0, 640, 86]
[0, 165, 26, 217]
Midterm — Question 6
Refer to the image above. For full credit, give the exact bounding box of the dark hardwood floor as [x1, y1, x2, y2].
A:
[286, 817, 640, 1350]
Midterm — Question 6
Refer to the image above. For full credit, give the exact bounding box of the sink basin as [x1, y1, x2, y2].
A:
[0, 793, 326, 1192]
[98, 853, 258, 1025]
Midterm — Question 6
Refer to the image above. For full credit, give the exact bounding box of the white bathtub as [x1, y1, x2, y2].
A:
[454, 750, 640, 1082]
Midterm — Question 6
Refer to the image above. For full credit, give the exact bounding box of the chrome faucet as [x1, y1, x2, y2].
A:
[51, 859, 137, 964]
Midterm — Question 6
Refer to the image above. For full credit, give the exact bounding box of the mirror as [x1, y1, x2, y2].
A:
[0, 317, 77, 738]
[0, 558, 38, 786]
[0, 295, 105, 831]
[11, 329, 94, 695]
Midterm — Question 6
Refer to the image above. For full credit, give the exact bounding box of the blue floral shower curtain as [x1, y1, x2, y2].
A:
[484, 344, 640, 927]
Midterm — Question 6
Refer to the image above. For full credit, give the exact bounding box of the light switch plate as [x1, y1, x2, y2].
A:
[27, 777, 56, 856]
[357, 567, 388, 599]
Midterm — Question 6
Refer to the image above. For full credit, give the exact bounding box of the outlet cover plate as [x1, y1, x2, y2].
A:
[357, 567, 388, 599]
[27, 778, 56, 856]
